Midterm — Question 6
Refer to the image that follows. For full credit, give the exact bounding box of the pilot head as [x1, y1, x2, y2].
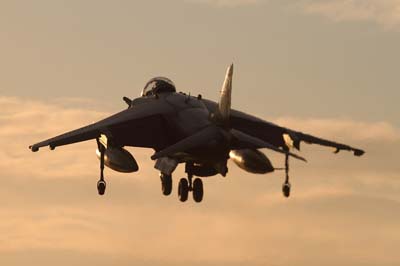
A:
[142, 77, 176, 97]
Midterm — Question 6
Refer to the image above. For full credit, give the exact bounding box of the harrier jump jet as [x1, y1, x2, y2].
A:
[29, 64, 364, 202]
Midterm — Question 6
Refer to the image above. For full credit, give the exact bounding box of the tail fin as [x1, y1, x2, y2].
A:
[218, 64, 233, 121]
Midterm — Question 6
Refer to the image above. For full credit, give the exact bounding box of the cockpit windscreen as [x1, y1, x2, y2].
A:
[141, 77, 176, 97]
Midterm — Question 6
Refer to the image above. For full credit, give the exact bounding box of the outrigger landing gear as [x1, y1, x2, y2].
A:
[282, 153, 291, 198]
[97, 139, 107, 195]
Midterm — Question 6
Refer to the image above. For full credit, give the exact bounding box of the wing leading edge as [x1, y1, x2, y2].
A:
[230, 109, 364, 156]
[29, 99, 173, 152]
[201, 99, 364, 156]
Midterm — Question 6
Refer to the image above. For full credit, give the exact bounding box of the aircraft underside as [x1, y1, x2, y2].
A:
[29, 64, 364, 203]
[95, 135, 292, 203]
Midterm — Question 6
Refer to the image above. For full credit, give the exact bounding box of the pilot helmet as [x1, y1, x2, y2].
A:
[141, 77, 176, 96]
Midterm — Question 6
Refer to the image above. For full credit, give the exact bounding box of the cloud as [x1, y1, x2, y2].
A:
[302, 0, 400, 29]
[2, 193, 400, 266]
[273, 116, 400, 142]
[1, 95, 399, 266]
[186, 0, 400, 30]
[186, 0, 262, 8]
[0, 96, 109, 179]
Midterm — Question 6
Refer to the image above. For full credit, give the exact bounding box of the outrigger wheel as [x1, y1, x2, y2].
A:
[97, 180, 106, 195]
[282, 153, 291, 198]
[97, 138, 107, 196]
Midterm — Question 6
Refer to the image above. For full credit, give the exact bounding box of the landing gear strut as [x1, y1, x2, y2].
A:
[178, 163, 204, 203]
[97, 139, 107, 195]
[282, 153, 291, 198]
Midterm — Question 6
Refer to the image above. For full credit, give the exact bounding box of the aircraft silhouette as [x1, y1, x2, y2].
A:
[29, 64, 364, 202]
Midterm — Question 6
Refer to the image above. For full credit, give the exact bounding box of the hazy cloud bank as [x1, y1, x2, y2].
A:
[274, 116, 400, 142]
[186, 0, 261, 8]
[188, 0, 400, 29]
[303, 0, 400, 29]
[0, 95, 399, 266]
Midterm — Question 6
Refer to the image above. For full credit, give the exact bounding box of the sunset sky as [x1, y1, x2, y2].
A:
[1, 1, 399, 265]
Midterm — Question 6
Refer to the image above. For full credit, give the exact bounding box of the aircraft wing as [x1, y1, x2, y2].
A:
[229, 109, 365, 156]
[29, 100, 172, 152]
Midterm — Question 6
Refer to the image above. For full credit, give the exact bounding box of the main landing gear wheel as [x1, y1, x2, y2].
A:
[178, 178, 189, 202]
[97, 180, 107, 195]
[160, 173, 172, 196]
[192, 178, 203, 203]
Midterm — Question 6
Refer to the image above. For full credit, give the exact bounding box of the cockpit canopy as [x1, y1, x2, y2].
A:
[141, 77, 176, 97]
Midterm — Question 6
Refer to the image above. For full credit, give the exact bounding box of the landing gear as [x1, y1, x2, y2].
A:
[192, 178, 203, 203]
[282, 182, 291, 197]
[97, 139, 107, 196]
[97, 180, 106, 195]
[282, 153, 291, 198]
[178, 178, 189, 202]
[177, 164, 204, 203]
[160, 173, 172, 196]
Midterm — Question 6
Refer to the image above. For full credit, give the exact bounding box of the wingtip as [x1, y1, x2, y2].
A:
[354, 149, 365, 157]
[29, 145, 39, 152]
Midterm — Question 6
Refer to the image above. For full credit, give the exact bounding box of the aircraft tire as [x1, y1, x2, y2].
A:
[161, 173, 172, 196]
[178, 178, 189, 202]
[282, 182, 291, 198]
[97, 180, 106, 195]
[192, 178, 203, 203]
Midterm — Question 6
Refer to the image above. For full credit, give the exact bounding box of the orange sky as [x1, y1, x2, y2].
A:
[0, 1, 399, 265]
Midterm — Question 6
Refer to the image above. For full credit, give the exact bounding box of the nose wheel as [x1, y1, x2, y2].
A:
[160, 173, 172, 196]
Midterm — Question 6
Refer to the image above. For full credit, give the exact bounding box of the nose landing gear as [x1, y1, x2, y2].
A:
[160, 173, 172, 196]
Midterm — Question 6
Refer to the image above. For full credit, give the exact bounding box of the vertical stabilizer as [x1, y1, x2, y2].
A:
[218, 64, 233, 121]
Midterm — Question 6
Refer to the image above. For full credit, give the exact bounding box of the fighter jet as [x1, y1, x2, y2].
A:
[29, 64, 364, 202]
